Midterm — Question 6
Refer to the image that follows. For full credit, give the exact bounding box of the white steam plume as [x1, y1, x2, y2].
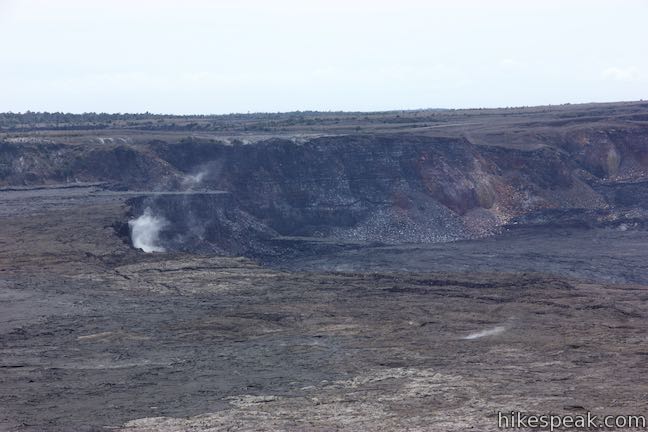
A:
[463, 325, 508, 340]
[128, 207, 168, 253]
[182, 169, 207, 189]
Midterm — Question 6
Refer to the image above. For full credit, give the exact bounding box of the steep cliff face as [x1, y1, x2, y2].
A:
[133, 131, 646, 254]
[0, 141, 180, 188]
[0, 142, 75, 184]
[2, 125, 647, 255]
[153, 136, 492, 240]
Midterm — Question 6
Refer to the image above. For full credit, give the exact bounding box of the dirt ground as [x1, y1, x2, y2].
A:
[1, 188, 648, 431]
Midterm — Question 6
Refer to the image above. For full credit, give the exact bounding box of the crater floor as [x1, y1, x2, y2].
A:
[1, 185, 648, 431]
[2, 102, 648, 430]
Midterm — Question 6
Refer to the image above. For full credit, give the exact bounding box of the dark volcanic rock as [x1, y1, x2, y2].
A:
[2, 102, 648, 431]
[124, 132, 646, 255]
[127, 193, 281, 257]
[2, 104, 648, 255]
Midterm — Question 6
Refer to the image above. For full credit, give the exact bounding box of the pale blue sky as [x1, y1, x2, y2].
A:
[1, 0, 647, 114]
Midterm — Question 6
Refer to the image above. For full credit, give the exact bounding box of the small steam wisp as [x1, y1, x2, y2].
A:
[463, 325, 508, 340]
[182, 170, 207, 189]
[128, 207, 168, 253]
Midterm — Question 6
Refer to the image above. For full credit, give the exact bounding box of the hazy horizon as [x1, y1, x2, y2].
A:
[2, 99, 646, 117]
[1, 0, 647, 114]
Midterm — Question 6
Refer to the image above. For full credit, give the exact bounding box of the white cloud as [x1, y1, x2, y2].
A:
[602, 66, 641, 82]
[499, 58, 524, 69]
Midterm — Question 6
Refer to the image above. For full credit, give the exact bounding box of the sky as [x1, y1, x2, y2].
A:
[1, 0, 647, 114]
